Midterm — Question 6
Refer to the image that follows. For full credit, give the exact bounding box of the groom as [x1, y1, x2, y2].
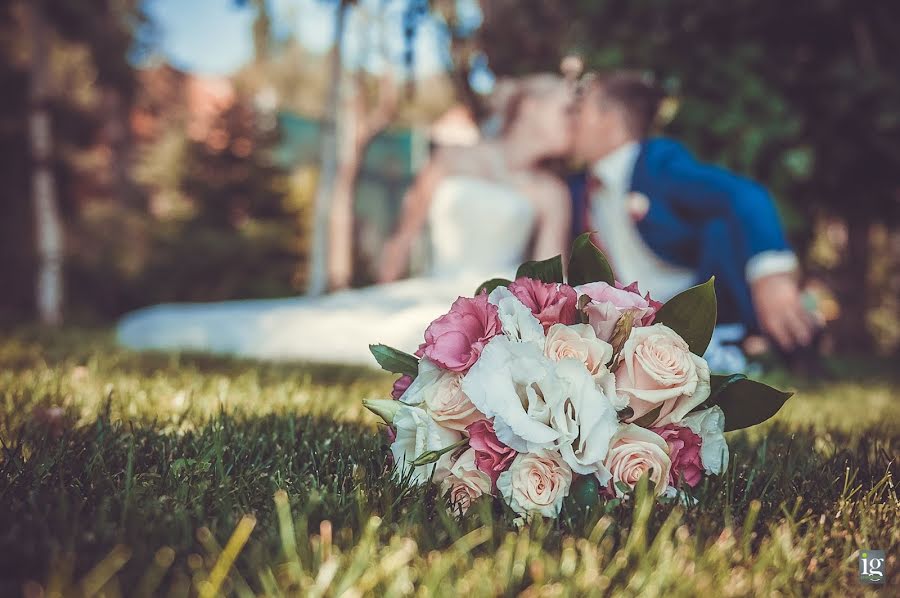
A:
[568, 70, 815, 353]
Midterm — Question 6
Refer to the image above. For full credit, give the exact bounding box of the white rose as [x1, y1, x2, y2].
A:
[681, 406, 729, 475]
[391, 405, 462, 486]
[461, 336, 562, 453]
[604, 424, 672, 497]
[615, 324, 711, 426]
[488, 286, 545, 346]
[400, 358, 483, 431]
[497, 450, 572, 518]
[438, 448, 492, 515]
[549, 358, 619, 481]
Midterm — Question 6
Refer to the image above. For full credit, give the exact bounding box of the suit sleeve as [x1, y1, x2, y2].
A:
[657, 143, 792, 260]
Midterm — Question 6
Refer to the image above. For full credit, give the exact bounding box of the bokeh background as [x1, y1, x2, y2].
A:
[1, 0, 898, 355]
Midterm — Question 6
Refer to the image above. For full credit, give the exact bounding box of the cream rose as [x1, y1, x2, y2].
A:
[400, 358, 484, 431]
[391, 405, 463, 486]
[497, 450, 572, 518]
[544, 323, 613, 375]
[438, 448, 492, 515]
[604, 424, 672, 497]
[615, 324, 711, 426]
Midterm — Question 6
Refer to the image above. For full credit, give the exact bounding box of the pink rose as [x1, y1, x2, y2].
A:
[422, 294, 502, 372]
[652, 424, 703, 487]
[391, 374, 413, 399]
[508, 278, 578, 331]
[604, 424, 672, 497]
[575, 281, 661, 342]
[615, 324, 711, 427]
[466, 419, 517, 491]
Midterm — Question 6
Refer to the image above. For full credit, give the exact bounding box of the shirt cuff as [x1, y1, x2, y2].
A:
[745, 250, 799, 282]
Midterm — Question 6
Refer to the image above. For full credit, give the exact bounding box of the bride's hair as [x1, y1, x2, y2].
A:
[489, 73, 563, 137]
[586, 70, 670, 138]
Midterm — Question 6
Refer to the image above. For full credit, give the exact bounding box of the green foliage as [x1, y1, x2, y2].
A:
[0, 329, 897, 595]
[707, 376, 794, 432]
[514, 255, 564, 284]
[653, 278, 718, 355]
[567, 232, 616, 287]
[369, 344, 419, 377]
[474, 277, 512, 297]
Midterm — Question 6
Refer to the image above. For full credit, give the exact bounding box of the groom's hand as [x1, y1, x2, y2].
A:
[751, 272, 815, 351]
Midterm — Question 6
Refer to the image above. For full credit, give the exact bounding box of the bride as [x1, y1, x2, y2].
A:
[117, 74, 574, 365]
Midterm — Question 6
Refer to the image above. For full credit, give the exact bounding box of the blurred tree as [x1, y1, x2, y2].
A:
[0, 0, 145, 322]
[328, 2, 401, 290]
[26, 0, 64, 325]
[139, 102, 302, 303]
[306, 0, 354, 297]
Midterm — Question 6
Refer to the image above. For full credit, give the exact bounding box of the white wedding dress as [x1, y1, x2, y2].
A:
[117, 176, 536, 366]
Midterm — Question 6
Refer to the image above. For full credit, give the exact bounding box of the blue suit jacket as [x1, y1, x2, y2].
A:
[568, 138, 792, 328]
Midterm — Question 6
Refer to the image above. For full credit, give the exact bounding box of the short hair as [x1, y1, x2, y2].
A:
[583, 70, 667, 138]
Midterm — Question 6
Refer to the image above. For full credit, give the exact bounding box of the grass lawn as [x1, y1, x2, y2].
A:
[1, 327, 897, 596]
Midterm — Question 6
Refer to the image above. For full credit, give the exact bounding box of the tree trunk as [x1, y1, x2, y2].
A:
[306, 0, 349, 297]
[836, 216, 872, 350]
[328, 71, 398, 290]
[27, 2, 64, 325]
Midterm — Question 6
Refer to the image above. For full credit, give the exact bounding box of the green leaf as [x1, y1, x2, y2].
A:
[707, 378, 794, 432]
[570, 475, 601, 509]
[515, 255, 564, 284]
[567, 232, 615, 286]
[475, 278, 512, 297]
[369, 344, 419, 377]
[709, 373, 748, 400]
[653, 277, 717, 355]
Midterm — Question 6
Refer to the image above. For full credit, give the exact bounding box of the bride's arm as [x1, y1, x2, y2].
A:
[531, 176, 573, 265]
[378, 158, 445, 283]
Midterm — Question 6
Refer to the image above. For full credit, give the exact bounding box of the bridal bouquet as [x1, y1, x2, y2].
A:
[364, 234, 792, 520]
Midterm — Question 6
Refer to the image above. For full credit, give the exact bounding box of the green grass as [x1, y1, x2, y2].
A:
[1, 327, 897, 597]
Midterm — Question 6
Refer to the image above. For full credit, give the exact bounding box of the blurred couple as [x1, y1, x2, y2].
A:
[119, 70, 816, 368]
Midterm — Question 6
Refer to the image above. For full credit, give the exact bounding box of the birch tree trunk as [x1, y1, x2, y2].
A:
[27, 1, 64, 325]
[306, 0, 349, 297]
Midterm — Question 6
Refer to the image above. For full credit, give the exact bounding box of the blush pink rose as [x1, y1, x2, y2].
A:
[652, 424, 703, 487]
[575, 281, 662, 342]
[615, 324, 711, 426]
[422, 294, 502, 372]
[508, 278, 578, 331]
[466, 419, 517, 491]
[391, 374, 413, 399]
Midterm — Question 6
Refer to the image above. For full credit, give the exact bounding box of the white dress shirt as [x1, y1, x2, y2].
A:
[588, 142, 798, 302]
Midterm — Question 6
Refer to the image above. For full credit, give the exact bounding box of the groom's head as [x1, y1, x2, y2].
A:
[571, 70, 666, 164]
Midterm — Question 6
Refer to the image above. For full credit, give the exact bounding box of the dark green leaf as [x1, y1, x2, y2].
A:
[707, 378, 794, 432]
[567, 232, 615, 286]
[475, 278, 512, 297]
[570, 475, 601, 508]
[653, 277, 717, 355]
[369, 344, 419, 377]
[515, 255, 564, 284]
[709, 373, 748, 400]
